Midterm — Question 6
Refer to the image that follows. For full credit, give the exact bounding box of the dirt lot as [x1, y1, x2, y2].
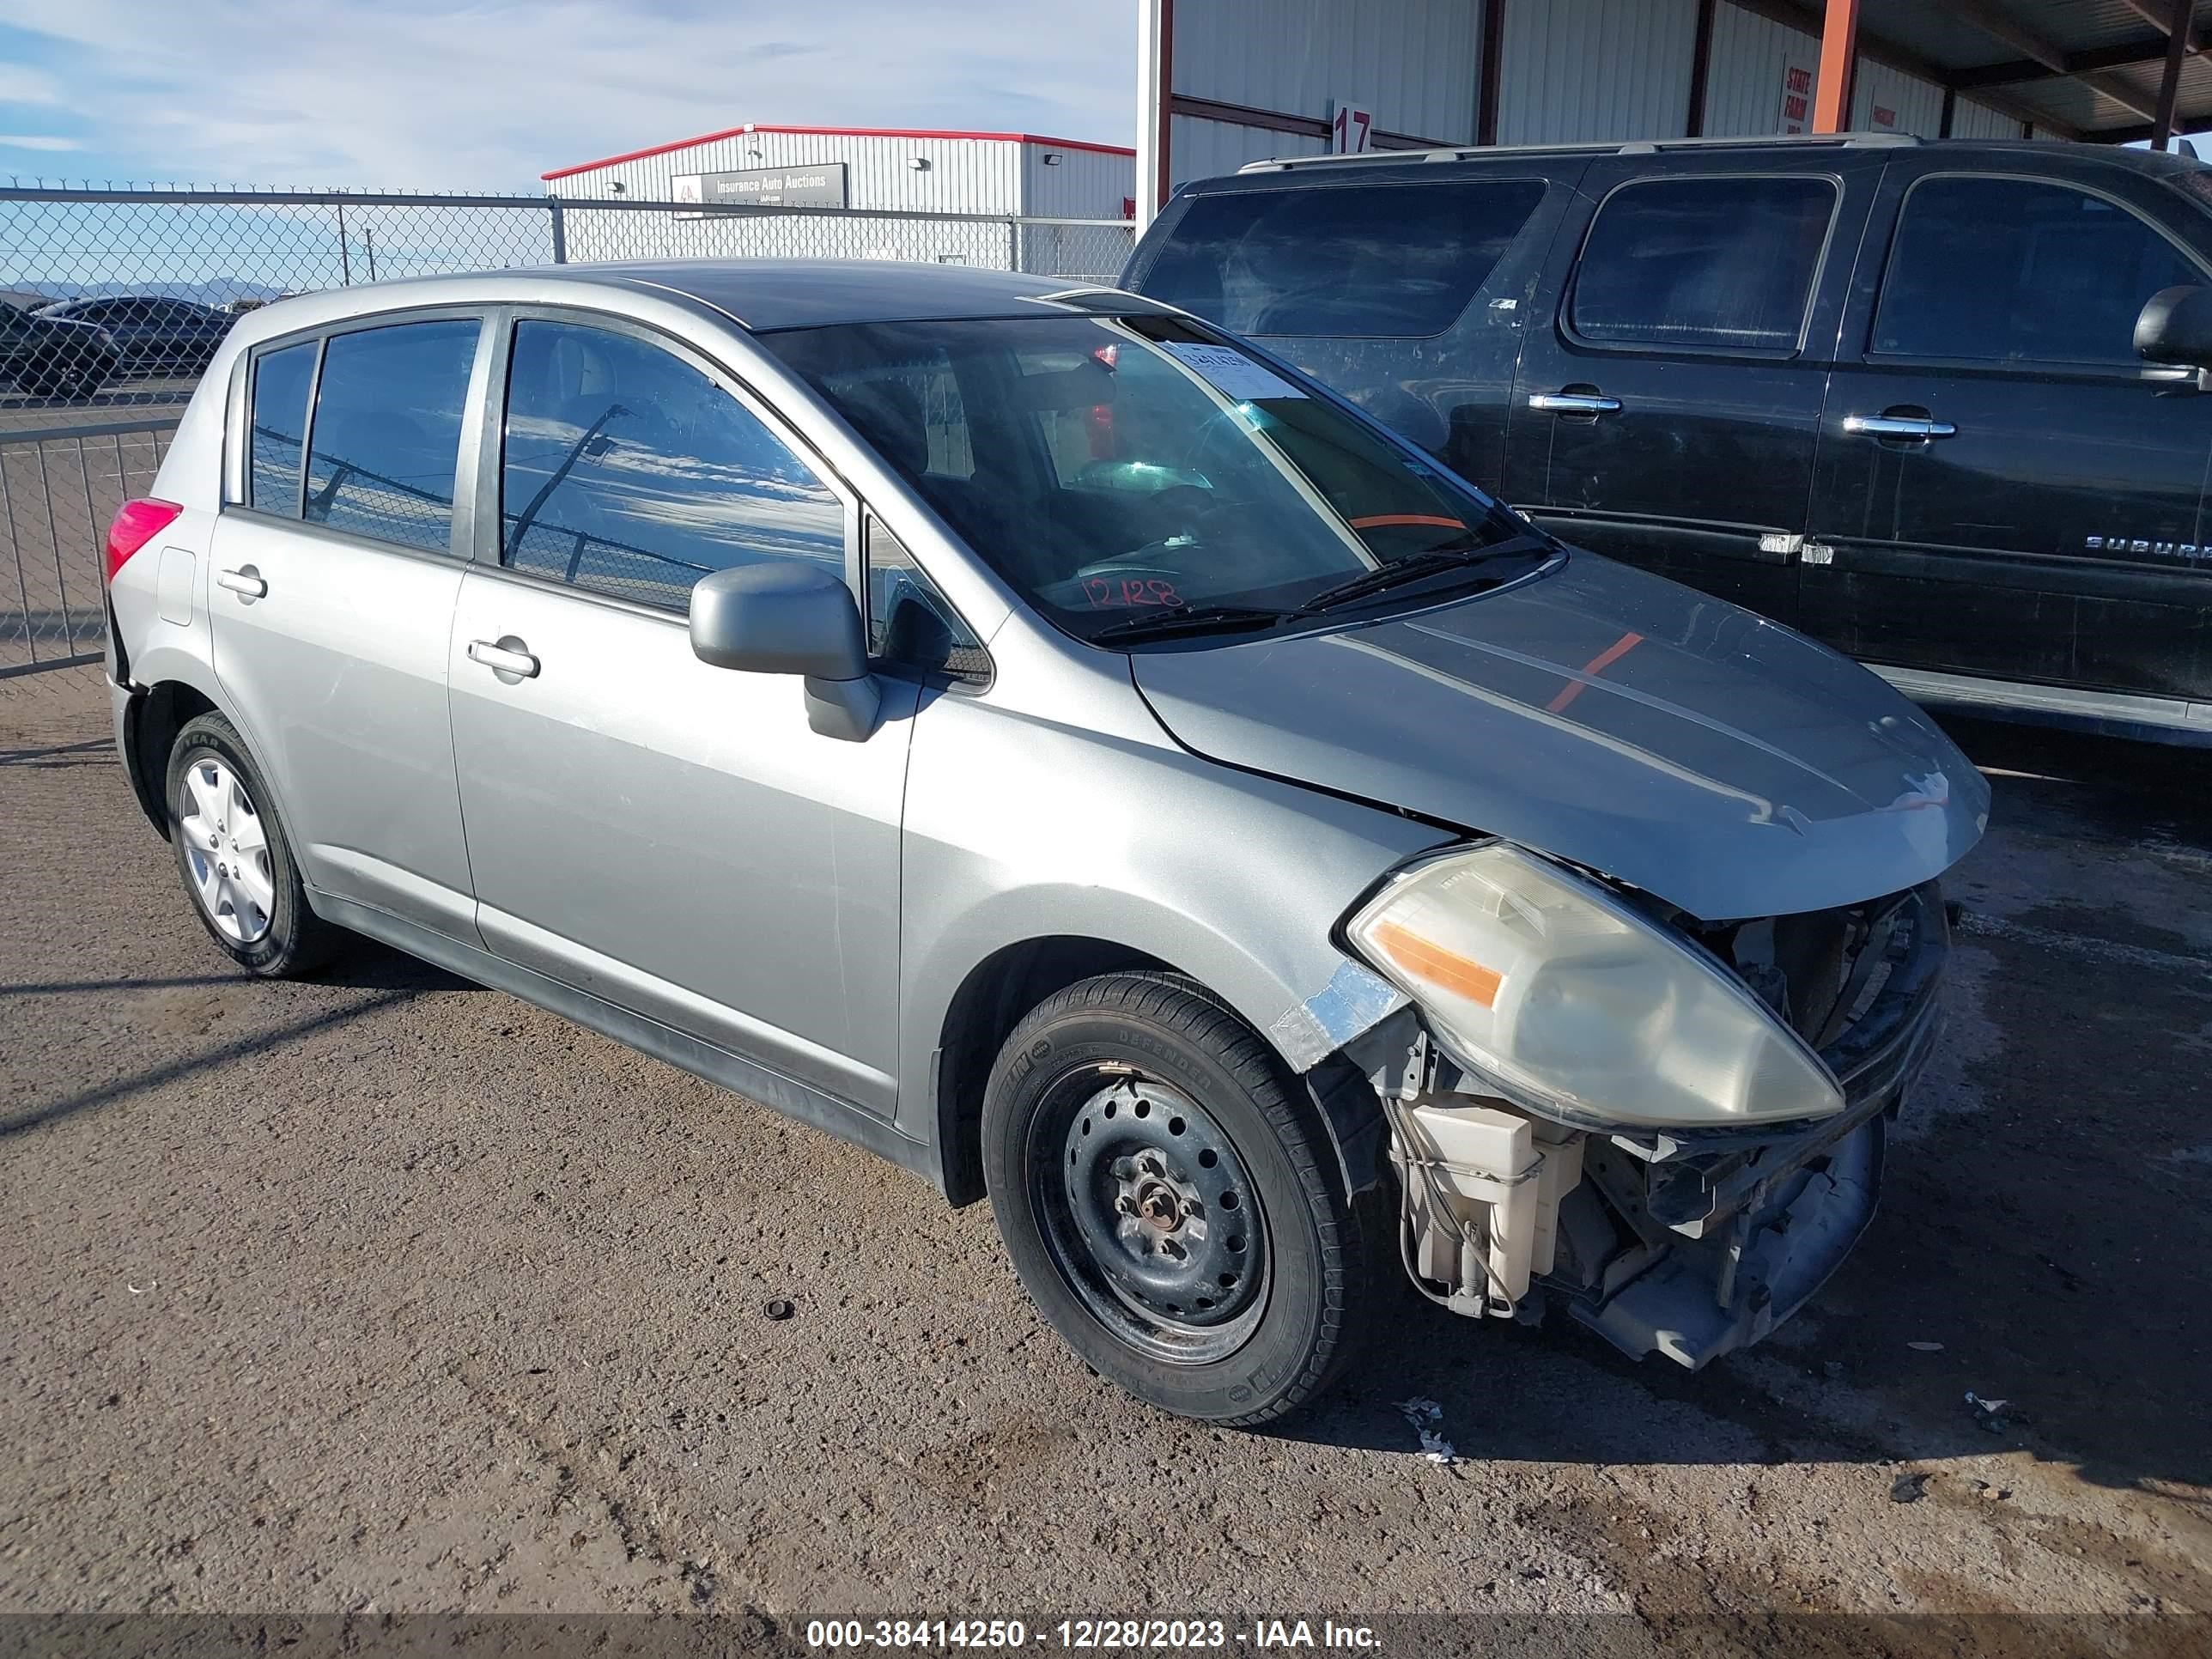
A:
[1, 668, 2207, 1643]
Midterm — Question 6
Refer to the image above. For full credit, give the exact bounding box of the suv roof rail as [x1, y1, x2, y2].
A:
[1237, 131, 1923, 174]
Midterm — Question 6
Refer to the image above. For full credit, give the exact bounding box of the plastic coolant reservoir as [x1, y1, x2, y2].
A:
[1401, 1102, 1544, 1306]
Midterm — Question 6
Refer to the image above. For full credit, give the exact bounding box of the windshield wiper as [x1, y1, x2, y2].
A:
[1297, 536, 1548, 615]
[1087, 603, 1292, 645]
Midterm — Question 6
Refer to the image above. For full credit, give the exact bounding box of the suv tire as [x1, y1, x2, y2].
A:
[165, 713, 341, 977]
[982, 971, 1389, 1425]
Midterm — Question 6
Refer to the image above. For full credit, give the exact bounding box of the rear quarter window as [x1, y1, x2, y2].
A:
[247, 340, 317, 515]
[1136, 179, 1547, 338]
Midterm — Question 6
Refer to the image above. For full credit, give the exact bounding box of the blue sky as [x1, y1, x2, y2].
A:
[0, 1, 1137, 191]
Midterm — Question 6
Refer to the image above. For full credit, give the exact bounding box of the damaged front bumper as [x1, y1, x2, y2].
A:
[1363, 882, 1948, 1370]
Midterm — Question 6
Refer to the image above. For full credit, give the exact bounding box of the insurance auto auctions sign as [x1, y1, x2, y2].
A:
[671, 163, 849, 210]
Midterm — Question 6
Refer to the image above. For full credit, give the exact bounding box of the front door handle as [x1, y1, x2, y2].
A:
[1528, 391, 1624, 415]
[466, 637, 539, 679]
[215, 565, 266, 599]
[1844, 413, 1958, 441]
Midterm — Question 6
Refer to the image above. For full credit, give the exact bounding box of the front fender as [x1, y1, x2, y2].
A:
[893, 690, 1449, 1150]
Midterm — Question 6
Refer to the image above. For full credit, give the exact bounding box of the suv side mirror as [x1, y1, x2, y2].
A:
[689, 563, 882, 742]
[2134, 284, 2212, 377]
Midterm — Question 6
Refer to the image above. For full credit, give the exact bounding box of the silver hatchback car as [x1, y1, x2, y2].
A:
[103, 262, 1986, 1424]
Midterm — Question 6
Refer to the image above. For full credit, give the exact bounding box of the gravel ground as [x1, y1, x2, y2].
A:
[1, 671, 2207, 1646]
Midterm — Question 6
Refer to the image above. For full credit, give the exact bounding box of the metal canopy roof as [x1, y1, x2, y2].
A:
[1808, 0, 2212, 141]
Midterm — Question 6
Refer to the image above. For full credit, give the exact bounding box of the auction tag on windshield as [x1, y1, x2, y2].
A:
[1160, 341, 1307, 402]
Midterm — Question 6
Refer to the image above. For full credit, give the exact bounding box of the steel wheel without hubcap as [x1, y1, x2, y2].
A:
[1036, 1068, 1269, 1364]
[176, 757, 274, 944]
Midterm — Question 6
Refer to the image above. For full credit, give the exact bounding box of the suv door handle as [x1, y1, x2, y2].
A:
[1844, 413, 1957, 440]
[1528, 391, 1624, 415]
[466, 637, 540, 679]
[215, 565, 266, 599]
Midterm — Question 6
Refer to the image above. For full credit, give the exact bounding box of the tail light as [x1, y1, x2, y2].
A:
[104, 498, 182, 583]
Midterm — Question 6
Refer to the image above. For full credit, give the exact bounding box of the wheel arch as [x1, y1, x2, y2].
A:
[121, 678, 222, 838]
[932, 934, 1178, 1206]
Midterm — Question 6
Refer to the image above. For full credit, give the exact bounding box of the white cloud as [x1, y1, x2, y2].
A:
[0, 0, 1137, 189]
[0, 63, 68, 105]
[0, 135, 82, 151]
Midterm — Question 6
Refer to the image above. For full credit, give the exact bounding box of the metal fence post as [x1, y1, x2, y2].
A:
[549, 198, 568, 264]
[336, 201, 352, 286]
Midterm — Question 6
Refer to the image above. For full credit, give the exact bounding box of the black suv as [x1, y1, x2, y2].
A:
[1124, 135, 2212, 744]
[0, 298, 119, 400]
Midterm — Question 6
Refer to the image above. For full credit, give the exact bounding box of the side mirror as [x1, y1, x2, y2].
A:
[2134, 284, 2212, 378]
[689, 563, 881, 742]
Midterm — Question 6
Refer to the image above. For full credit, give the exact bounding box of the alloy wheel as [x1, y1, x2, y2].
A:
[176, 757, 275, 944]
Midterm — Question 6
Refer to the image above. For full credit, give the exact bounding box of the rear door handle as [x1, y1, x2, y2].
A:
[215, 566, 266, 599]
[1528, 392, 1624, 415]
[1844, 414, 1957, 440]
[466, 637, 539, 679]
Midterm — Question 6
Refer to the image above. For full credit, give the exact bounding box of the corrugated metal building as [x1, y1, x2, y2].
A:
[1136, 0, 2201, 220]
[541, 125, 1135, 270]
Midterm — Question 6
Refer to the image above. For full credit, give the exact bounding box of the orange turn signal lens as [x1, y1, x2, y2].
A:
[1370, 920, 1501, 1008]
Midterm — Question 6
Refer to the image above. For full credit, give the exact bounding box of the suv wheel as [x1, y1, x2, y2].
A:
[165, 713, 339, 976]
[982, 972, 1389, 1425]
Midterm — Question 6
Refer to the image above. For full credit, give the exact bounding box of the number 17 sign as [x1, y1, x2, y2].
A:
[1332, 101, 1374, 154]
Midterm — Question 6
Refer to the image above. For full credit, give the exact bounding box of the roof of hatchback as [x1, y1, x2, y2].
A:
[588, 258, 1129, 330]
[338, 259, 1128, 331]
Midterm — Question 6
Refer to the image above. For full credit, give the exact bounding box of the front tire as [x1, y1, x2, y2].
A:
[165, 713, 339, 977]
[982, 972, 1388, 1425]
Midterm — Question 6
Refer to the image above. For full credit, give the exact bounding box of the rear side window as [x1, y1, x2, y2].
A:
[1571, 175, 1837, 352]
[247, 340, 316, 514]
[303, 319, 479, 553]
[499, 319, 846, 612]
[1873, 175, 2202, 366]
[1138, 180, 1546, 337]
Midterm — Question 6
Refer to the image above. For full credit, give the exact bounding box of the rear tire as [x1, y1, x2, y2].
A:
[165, 713, 340, 977]
[982, 971, 1389, 1425]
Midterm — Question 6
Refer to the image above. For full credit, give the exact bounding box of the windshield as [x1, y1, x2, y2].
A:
[761, 313, 1546, 642]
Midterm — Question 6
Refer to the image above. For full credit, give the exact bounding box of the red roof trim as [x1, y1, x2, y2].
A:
[543, 124, 1135, 180]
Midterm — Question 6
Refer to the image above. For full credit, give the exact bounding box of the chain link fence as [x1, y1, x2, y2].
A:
[0, 185, 1135, 702]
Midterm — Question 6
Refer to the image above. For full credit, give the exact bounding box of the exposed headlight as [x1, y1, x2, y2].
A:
[1346, 842, 1844, 1128]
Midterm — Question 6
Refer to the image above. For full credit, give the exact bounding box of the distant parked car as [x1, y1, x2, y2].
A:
[0, 299, 118, 399]
[37, 295, 233, 378]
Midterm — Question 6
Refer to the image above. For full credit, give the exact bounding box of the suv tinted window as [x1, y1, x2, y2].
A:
[500, 319, 845, 612]
[247, 340, 317, 515]
[1873, 175, 2201, 366]
[1571, 175, 1836, 352]
[1139, 180, 1545, 337]
[303, 319, 478, 553]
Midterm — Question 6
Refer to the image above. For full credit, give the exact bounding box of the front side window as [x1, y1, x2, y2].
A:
[1873, 175, 2202, 366]
[866, 518, 987, 679]
[1571, 175, 1837, 353]
[247, 339, 317, 515]
[1136, 180, 1546, 338]
[764, 313, 1545, 646]
[303, 319, 478, 553]
[500, 319, 846, 613]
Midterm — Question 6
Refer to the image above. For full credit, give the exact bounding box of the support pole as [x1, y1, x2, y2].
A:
[1813, 0, 1861, 134]
[1134, 0, 1173, 225]
[1478, 0, 1507, 146]
[2153, 0, 2191, 150]
[1686, 0, 1717, 137]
